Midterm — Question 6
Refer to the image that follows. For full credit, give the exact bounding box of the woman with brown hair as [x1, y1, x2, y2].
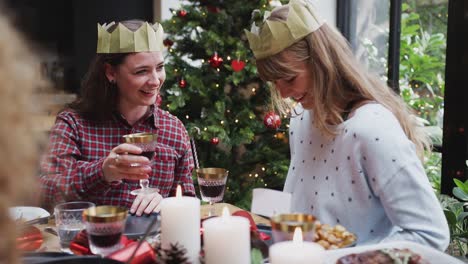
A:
[246, 0, 449, 250]
[40, 20, 195, 215]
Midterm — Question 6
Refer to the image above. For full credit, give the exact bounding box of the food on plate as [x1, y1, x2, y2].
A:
[314, 221, 357, 249]
[336, 248, 430, 264]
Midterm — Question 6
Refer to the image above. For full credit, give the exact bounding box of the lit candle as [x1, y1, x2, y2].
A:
[202, 207, 250, 264]
[269, 227, 325, 264]
[160, 185, 201, 263]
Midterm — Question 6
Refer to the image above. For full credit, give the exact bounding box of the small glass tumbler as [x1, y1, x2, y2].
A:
[270, 213, 316, 243]
[83, 205, 128, 256]
[54, 201, 95, 253]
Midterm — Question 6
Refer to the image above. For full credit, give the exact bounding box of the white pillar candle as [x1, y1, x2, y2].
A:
[269, 227, 325, 264]
[161, 185, 201, 264]
[203, 207, 251, 264]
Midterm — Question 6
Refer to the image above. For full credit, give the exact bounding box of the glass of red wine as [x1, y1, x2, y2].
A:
[83, 205, 128, 256]
[123, 132, 159, 195]
[196, 168, 229, 216]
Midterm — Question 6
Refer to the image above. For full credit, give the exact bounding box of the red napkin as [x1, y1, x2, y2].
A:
[17, 226, 43, 251]
[108, 240, 156, 264]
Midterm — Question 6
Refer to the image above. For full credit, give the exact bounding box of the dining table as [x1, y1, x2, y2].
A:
[31, 202, 269, 253]
[22, 203, 466, 264]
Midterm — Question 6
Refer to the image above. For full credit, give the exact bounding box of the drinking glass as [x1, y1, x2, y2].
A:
[83, 205, 128, 256]
[54, 201, 95, 253]
[270, 213, 316, 243]
[122, 132, 159, 195]
[196, 168, 229, 216]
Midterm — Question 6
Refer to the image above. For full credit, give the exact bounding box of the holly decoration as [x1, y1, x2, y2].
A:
[177, 9, 188, 17]
[208, 52, 223, 68]
[178, 79, 187, 88]
[163, 38, 174, 47]
[231, 59, 246, 72]
[263, 112, 281, 130]
[210, 137, 220, 145]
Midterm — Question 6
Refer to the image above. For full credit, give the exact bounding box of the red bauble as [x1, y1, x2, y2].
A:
[179, 79, 187, 88]
[264, 112, 281, 130]
[208, 53, 223, 68]
[231, 59, 245, 72]
[178, 10, 188, 17]
[210, 137, 220, 145]
[163, 38, 174, 47]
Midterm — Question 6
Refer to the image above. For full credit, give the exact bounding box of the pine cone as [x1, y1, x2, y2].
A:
[156, 243, 192, 264]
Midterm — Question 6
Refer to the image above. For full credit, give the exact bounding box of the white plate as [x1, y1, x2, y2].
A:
[324, 241, 465, 264]
[9, 206, 50, 222]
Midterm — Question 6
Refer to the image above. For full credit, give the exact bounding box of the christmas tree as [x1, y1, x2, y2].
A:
[161, 0, 290, 208]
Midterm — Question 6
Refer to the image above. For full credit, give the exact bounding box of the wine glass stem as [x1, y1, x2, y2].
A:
[208, 201, 215, 216]
[140, 179, 149, 190]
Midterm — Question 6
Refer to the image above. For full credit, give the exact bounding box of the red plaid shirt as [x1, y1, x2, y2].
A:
[39, 106, 195, 210]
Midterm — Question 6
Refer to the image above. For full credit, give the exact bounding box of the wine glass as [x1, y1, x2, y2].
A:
[123, 132, 159, 195]
[196, 168, 229, 216]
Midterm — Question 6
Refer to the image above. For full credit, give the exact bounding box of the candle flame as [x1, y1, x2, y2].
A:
[292, 227, 303, 243]
[221, 206, 230, 217]
[176, 185, 182, 197]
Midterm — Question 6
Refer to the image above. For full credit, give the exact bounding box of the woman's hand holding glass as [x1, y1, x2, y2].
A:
[102, 143, 152, 183]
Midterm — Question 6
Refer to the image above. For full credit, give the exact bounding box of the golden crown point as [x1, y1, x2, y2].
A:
[245, 0, 324, 59]
[97, 21, 164, 53]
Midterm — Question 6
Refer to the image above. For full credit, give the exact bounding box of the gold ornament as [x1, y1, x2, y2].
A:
[97, 21, 164, 53]
[245, 0, 324, 59]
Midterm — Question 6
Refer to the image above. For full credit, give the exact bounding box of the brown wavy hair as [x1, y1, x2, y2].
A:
[255, 3, 429, 160]
[0, 10, 46, 263]
[69, 20, 149, 120]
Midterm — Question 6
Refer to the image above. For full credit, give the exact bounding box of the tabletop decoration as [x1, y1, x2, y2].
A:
[160, 185, 201, 263]
[155, 243, 191, 264]
[202, 207, 250, 264]
[17, 225, 43, 251]
[269, 227, 325, 264]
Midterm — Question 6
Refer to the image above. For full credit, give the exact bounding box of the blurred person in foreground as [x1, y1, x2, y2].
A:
[246, 0, 449, 250]
[0, 10, 46, 264]
[39, 20, 195, 215]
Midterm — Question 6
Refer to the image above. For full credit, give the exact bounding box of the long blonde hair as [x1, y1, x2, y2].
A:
[256, 4, 429, 159]
[0, 10, 45, 263]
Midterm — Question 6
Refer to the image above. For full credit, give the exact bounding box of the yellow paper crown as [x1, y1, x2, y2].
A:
[97, 21, 164, 53]
[245, 0, 324, 59]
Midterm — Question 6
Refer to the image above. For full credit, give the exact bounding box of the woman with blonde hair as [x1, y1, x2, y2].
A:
[246, 0, 449, 250]
[0, 10, 44, 264]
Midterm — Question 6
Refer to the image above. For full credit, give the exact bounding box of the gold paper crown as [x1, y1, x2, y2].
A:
[245, 0, 324, 59]
[97, 21, 164, 53]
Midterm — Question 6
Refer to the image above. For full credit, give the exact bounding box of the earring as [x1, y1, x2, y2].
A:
[109, 79, 116, 85]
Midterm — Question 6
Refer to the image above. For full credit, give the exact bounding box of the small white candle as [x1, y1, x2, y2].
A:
[161, 185, 201, 263]
[203, 207, 250, 264]
[269, 227, 325, 264]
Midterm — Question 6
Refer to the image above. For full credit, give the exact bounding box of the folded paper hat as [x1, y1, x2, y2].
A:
[97, 21, 164, 54]
[245, 0, 324, 59]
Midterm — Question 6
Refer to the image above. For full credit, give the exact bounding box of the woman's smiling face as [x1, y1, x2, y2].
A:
[272, 59, 314, 109]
